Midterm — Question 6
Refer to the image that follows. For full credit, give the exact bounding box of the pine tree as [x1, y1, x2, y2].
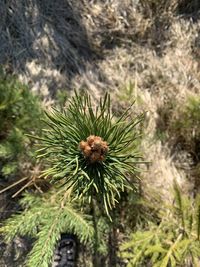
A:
[38, 92, 143, 215]
[0, 69, 42, 179]
[1, 91, 143, 266]
[1, 192, 94, 267]
[120, 182, 200, 267]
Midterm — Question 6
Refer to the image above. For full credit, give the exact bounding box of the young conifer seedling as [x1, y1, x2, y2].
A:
[0, 91, 143, 267]
[36, 91, 143, 218]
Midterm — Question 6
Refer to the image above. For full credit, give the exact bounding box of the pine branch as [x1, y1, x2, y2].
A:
[195, 195, 200, 240]
[1, 192, 94, 267]
[34, 91, 143, 217]
[26, 203, 93, 267]
[160, 233, 182, 267]
[173, 181, 185, 231]
[120, 184, 200, 266]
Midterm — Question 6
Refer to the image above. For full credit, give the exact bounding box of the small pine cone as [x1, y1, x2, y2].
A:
[94, 136, 102, 142]
[87, 135, 96, 145]
[83, 145, 92, 157]
[79, 135, 109, 163]
[93, 136, 102, 149]
[93, 142, 102, 150]
[94, 147, 102, 155]
[99, 155, 105, 161]
[101, 141, 108, 153]
[102, 141, 108, 147]
[79, 141, 87, 150]
[90, 151, 101, 163]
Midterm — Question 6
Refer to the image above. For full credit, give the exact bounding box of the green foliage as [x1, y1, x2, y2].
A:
[118, 81, 137, 103]
[120, 182, 200, 267]
[171, 97, 200, 135]
[0, 90, 143, 267]
[0, 192, 94, 267]
[35, 91, 143, 218]
[0, 70, 43, 178]
[171, 96, 200, 142]
[160, 95, 200, 151]
[154, 91, 200, 165]
[55, 89, 69, 109]
[96, 217, 110, 255]
[168, 96, 200, 188]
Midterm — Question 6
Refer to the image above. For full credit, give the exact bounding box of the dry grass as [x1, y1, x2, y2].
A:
[1, 0, 200, 200]
[1, 3, 200, 266]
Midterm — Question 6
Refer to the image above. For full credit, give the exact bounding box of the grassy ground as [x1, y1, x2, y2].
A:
[0, 1, 200, 266]
[2, 0, 199, 198]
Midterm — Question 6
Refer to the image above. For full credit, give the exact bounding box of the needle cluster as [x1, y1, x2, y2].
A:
[35, 91, 143, 217]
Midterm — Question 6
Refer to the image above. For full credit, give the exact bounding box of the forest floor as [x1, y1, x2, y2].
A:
[2, 0, 199, 200]
[0, 1, 200, 266]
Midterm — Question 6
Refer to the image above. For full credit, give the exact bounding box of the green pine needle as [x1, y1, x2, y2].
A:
[34, 91, 143, 217]
[0, 192, 94, 267]
[120, 183, 200, 266]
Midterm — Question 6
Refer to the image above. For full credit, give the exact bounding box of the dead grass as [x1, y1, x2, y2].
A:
[1, 3, 200, 266]
[1, 0, 200, 200]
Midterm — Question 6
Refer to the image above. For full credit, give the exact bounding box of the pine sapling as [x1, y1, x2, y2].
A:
[1, 90, 143, 267]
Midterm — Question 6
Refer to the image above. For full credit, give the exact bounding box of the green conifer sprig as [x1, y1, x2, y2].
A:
[35, 91, 143, 217]
[0, 192, 94, 267]
[0, 69, 42, 177]
[120, 182, 200, 267]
